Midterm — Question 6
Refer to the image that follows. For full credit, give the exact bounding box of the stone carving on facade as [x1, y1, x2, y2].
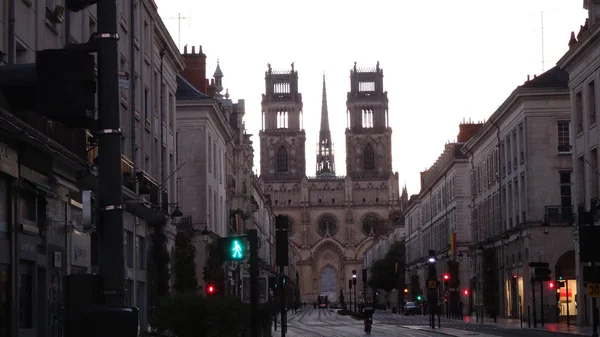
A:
[321, 251, 334, 262]
[345, 208, 353, 224]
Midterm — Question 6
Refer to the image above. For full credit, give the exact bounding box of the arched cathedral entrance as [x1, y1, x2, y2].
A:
[320, 265, 337, 301]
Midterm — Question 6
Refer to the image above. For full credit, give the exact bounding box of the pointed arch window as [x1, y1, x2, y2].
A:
[276, 146, 288, 172]
[364, 143, 375, 171]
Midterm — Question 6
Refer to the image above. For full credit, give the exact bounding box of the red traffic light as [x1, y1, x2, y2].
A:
[443, 273, 450, 280]
[207, 284, 215, 294]
[463, 289, 470, 295]
[548, 282, 555, 289]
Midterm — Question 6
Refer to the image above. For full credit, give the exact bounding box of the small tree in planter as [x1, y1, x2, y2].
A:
[174, 231, 198, 292]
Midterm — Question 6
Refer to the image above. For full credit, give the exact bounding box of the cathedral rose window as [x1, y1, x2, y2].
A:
[362, 213, 381, 235]
[317, 214, 338, 237]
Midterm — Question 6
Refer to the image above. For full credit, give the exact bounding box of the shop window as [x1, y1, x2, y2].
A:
[19, 262, 33, 329]
[136, 235, 145, 270]
[0, 265, 9, 337]
[19, 190, 36, 223]
[125, 279, 133, 307]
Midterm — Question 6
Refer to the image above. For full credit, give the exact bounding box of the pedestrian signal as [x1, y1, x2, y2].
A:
[218, 236, 247, 262]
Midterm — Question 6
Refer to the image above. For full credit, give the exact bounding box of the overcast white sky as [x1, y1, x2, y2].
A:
[155, 0, 586, 196]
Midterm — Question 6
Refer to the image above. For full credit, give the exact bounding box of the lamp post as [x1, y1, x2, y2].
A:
[201, 224, 210, 292]
[171, 206, 183, 225]
[541, 217, 550, 235]
[352, 270, 357, 312]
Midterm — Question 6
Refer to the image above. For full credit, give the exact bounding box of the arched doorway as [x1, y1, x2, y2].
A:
[320, 265, 337, 300]
[556, 250, 577, 320]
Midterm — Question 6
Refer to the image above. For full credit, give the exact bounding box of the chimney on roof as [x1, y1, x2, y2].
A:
[181, 45, 207, 94]
[527, 74, 530, 82]
[457, 121, 484, 142]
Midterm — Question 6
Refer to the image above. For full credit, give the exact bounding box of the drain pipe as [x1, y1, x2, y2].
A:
[8, 0, 15, 64]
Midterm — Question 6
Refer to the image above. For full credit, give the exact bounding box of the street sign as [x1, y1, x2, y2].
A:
[427, 280, 437, 289]
[587, 283, 600, 298]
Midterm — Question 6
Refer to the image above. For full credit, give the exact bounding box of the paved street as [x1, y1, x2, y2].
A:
[280, 308, 496, 337]
[371, 311, 589, 337]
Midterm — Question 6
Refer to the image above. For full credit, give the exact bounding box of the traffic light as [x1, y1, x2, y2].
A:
[530, 262, 552, 282]
[548, 281, 555, 289]
[0, 49, 97, 129]
[417, 295, 422, 301]
[218, 236, 247, 262]
[65, 0, 98, 11]
[282, 275, 286, 285]
[404, 288, 408, 293]
[443, 273, 450, 287]
[207, 284, 216, 295]
[463, 289, 470, 296]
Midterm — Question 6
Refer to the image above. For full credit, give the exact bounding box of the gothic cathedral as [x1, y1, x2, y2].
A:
[258, 62, 405, 303]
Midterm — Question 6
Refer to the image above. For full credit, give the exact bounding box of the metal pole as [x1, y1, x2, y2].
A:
[97, 0, 125, 307]
[566, 278, 570, 326]
[540, 280, 544, 327]
[248, 229, 258, 337]
[531, 278, 537, 328]
[593, 260, 599, 337]
[280, 266, 286, 337]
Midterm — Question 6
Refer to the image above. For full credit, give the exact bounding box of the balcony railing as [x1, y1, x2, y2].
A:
[544, 205, 573, 222]
[15, 110, 86, 159]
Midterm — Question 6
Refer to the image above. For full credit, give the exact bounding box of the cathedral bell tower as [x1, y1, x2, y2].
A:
[259, 63, 306, 181]
[345, 62, 393, 180]
[316, 74, 335, 177]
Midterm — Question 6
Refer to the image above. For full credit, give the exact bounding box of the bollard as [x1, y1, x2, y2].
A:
[528, 305, 531, 328]
[520, 306, 523, 328]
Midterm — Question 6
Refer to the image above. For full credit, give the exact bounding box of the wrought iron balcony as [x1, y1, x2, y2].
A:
[544, 205, 574, 222]
[15, 110, 87, 159]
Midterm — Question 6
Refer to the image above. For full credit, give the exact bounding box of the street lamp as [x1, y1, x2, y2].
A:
[202, 224, 210, 243]
[541, 217, 550, 235]
[352, 270, 357, 312]
[171, 206, 183, 225]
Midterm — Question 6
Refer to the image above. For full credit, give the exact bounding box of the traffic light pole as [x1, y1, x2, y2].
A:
[531, 277, 537, 328]
[279, 266, 286, 337]
[96, 0, 126, 306]
[248, 229, 259, 337]
[540, 281, 544, 327]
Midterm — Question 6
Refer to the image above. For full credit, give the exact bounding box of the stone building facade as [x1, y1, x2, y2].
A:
[258, 63, 403, 303]
[0, 0, 184, 334]
[461, 68, 574, 321]
[557, 0, 600, 326]
[403, 122, 481, 316]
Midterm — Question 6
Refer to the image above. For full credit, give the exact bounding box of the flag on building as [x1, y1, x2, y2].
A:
[236, 214, 243, 234]
[449, 232, 457, 258]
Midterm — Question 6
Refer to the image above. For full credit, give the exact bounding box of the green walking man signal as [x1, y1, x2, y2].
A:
[232, 239, 243, 259]
[219, 236, 247, 262]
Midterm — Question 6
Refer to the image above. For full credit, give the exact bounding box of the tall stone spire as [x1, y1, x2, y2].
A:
[316, 74, 335, 177]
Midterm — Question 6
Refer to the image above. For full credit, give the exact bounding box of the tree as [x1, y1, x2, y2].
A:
[148, 221, 170, 312]
[368, 241, 406, 293]
[149, 291, 275, 337]
[174, 231, 198, 292]
[206, 239, 226, 295]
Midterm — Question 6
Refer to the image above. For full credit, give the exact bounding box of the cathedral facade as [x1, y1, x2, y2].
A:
[258, 62, 404, 303]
